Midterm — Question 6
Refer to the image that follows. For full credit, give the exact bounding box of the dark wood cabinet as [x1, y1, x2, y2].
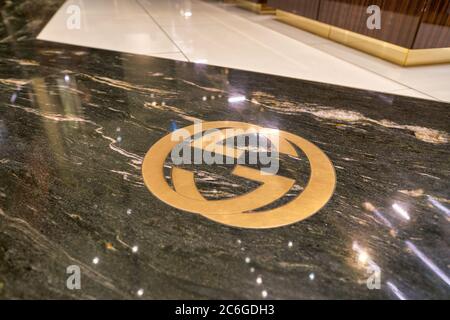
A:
[414, 0, 450, 49]
[268, 0, 450, 50]
[319, 0, 424, 48]
[267, 0, 320, 19]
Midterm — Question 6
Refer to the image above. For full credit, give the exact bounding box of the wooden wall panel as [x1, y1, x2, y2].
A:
[318, 0, 425, 48]
[379, 0, 426, 48]
[318, 0, 376, 32]
[413, 0, 450, 49]
[267, 0, 320, 19]
[268, 0, 449, 49]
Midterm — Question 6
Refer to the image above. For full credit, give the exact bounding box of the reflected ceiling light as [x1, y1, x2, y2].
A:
[358, 251, 369, 264]
[386, 281, 407, 300]
[406, 241, 450, 287]
[392, 203, 410, 221]
[374, 210, 393, 229]
[10, 92, 17, 104]
[183, 11, 192, 18]
[194, 59, 208, 64]
[352, 241, 371, 265]
[428, 196, 450, 218]
[228, 95, 246, 103]
[363, 202, 393, 228]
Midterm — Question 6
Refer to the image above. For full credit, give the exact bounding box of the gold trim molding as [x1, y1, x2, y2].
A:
[276, 10, 450, 66]
[235, 0, 275, 15]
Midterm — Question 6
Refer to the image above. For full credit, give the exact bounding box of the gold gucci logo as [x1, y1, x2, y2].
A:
[142, 121, 336, 229]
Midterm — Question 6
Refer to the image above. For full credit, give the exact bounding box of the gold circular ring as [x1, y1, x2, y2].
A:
[142, 121, 336, 229]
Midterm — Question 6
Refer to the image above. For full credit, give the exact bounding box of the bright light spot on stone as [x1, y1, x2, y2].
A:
[116, 136, 122, 143]
[64, 75, 70, 83]
[137, 289, 144, 296]
[250, 267, 255, 273]
[256, 276, 262, 285]
[392, 203, 410, 221]
[132, 246, 138, 253]
[127, 209, 132, 215]
[288, 241, 293, 248]
[261, 290, 268, 298]
[92, 257, 99, 264]
[358, 251, 369, 264]
[237, 239, 242, 245]
[10, 92, 17, 103]
[228, 96, 246, 103]
[309, 273, 315, 280]
[116, 127, 121, 132]
[202, 96, 207, 101]
[245, 257, 251, 264]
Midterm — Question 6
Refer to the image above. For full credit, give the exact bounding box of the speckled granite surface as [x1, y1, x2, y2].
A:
[0, 0, 64, 43]
[0, 0, 449, 300]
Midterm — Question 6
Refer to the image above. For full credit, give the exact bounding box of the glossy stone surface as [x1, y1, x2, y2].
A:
[0, 0, 64, 42]
[0, 39, 449, 299]
[0, 0, 449, 299]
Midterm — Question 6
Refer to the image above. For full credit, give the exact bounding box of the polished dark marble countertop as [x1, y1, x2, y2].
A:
[0, 0, 449, 299]
[0, 0, 64, 43]
[0, 39, 448, 300]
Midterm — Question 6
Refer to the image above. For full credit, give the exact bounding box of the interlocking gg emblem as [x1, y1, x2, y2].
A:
[142, 121, 336, 229]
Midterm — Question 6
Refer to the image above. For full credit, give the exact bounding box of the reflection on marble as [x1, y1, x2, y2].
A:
[0, 0, 65, 43]
[0, 37, 449, 299]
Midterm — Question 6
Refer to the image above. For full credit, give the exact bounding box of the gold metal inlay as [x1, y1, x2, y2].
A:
[142, 121, 336, 229]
